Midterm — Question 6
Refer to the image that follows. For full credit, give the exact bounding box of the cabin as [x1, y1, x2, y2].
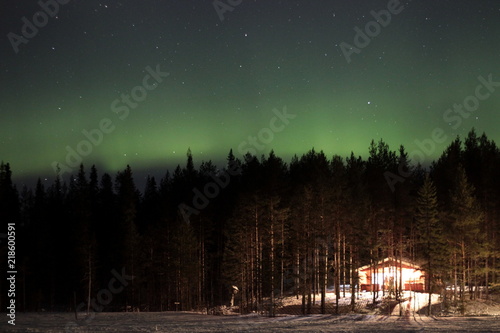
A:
[358, 257, 425, 292]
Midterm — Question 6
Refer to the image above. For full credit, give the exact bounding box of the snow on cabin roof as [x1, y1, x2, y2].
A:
[357, 257, 423, 272]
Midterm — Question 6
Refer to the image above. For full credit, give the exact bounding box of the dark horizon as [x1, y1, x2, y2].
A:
[8, 125, 488, 193]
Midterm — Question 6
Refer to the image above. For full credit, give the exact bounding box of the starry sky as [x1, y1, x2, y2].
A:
[1, 0, 499, 188]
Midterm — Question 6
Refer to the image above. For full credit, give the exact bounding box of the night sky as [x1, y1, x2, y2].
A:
[1, 0, 499, 188]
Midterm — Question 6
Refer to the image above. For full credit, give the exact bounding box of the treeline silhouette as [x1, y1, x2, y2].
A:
[0, 129, 499, 314]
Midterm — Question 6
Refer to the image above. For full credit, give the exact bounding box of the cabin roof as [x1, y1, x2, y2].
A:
[357, 257, 423, 272]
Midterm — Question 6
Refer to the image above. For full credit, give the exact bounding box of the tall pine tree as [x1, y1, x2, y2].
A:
[415, 174, 449, 315]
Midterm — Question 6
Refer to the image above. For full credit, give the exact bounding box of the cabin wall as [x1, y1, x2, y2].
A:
[358, 265, 425, 292]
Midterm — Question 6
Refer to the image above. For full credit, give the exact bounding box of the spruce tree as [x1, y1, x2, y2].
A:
[415, 174, 448, 315]
[449, 165, 484, 313]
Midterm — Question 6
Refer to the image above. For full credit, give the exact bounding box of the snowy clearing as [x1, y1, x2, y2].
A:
[2, 311, 500, 333]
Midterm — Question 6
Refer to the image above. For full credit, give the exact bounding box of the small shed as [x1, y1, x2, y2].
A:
[358, 257, 425, 292]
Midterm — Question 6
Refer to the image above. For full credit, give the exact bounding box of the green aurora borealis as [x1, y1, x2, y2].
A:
[1, 0, 499, 187]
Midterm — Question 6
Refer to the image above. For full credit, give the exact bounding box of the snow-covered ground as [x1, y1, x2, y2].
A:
[3, 311, 500, 332]
[3, 292, 499, 332]
[273, 290, 440, 315]
[389, 291, 441, 315]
